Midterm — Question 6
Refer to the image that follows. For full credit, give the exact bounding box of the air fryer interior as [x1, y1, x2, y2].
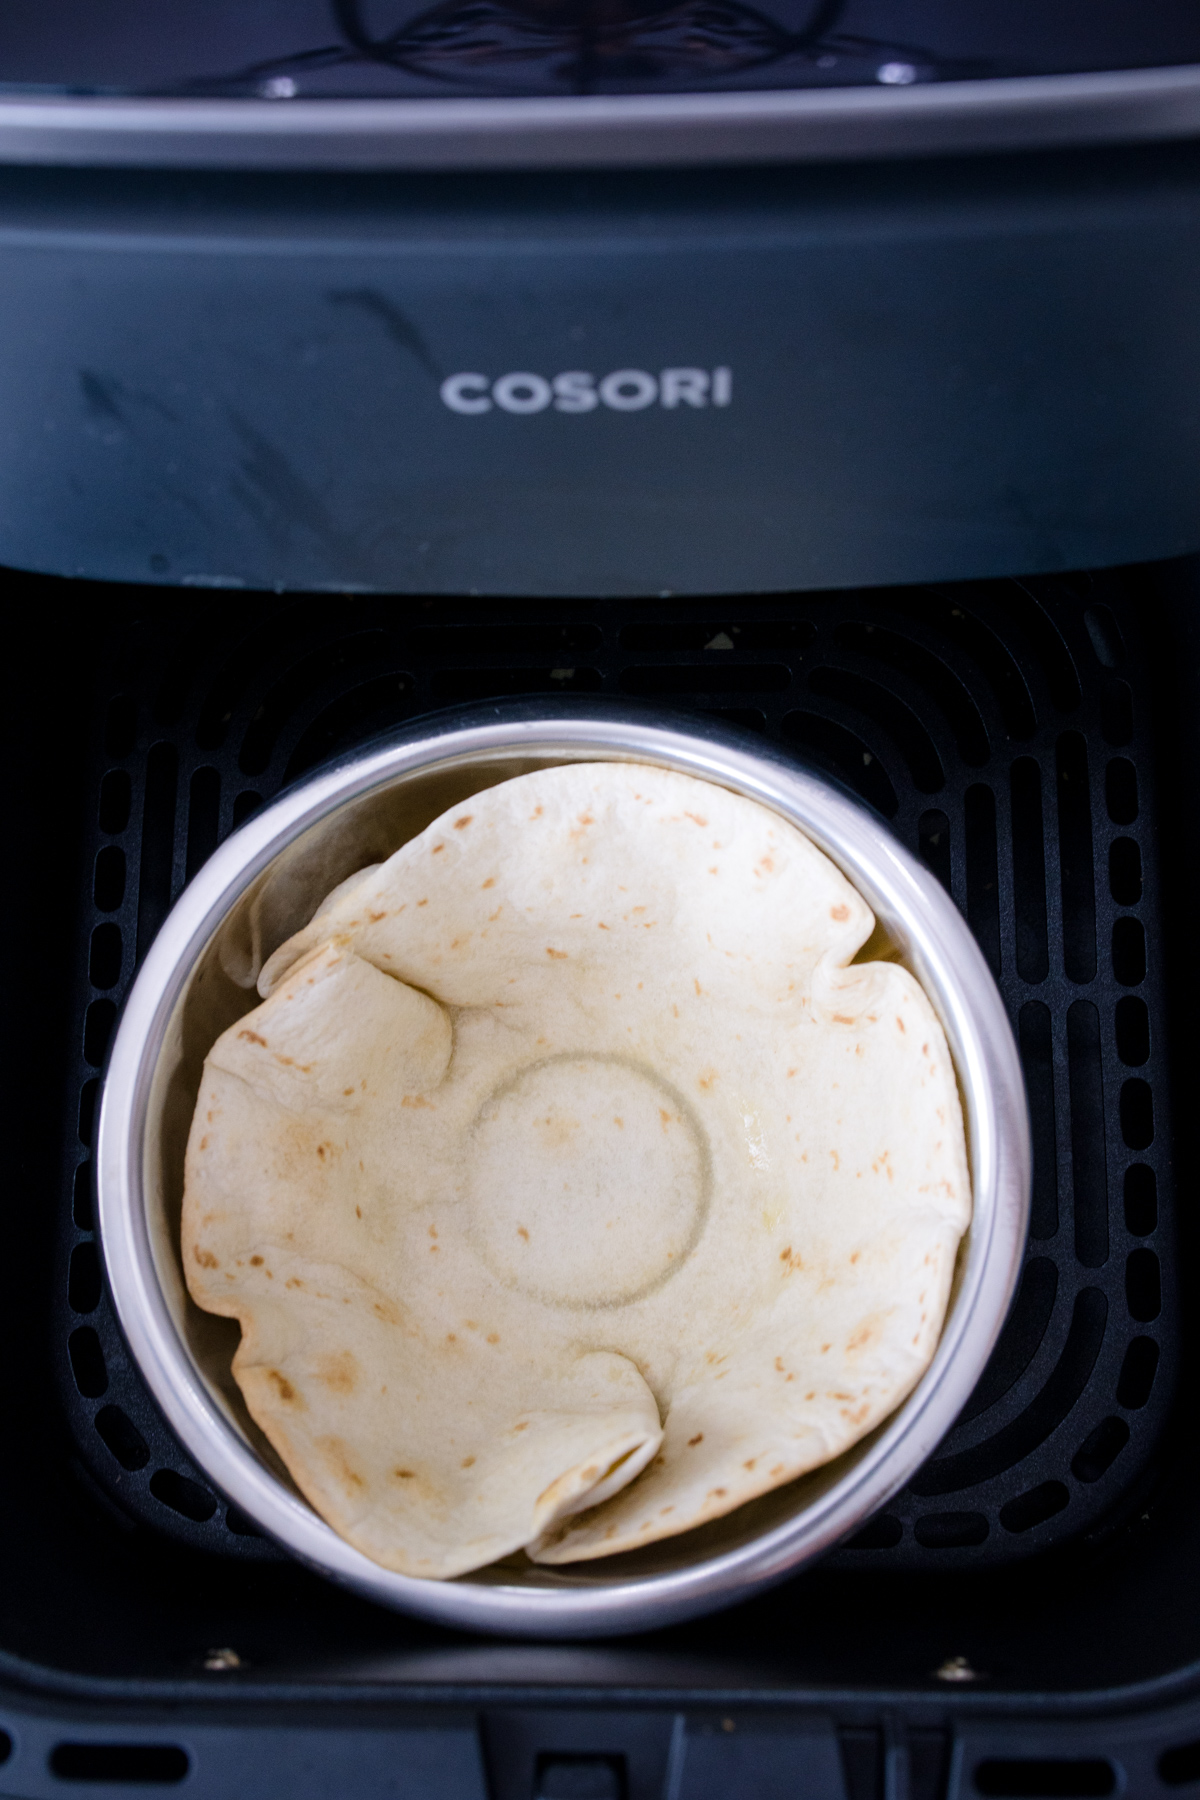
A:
[6, 562, 1188, 1714]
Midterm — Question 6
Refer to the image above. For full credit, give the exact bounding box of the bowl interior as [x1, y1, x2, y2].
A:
[141, 739, 986, 1591]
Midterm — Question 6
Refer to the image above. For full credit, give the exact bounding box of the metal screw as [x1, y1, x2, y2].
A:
[202, 1647, 244, 1672]
[935, 1655, 981, 1683]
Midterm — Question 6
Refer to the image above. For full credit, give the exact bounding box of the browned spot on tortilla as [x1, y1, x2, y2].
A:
[462, 1455, 475, 1468]
[517, 1226, 529, 1241]
[546, 947, 568, 959]
[850, 1250, 860, 1263]
[192, 1246, 218, 1268]
[684, 812, 708, 827]
[431, 843, 445, 854]
[454, 815, 473, 830]
[238, 1030, 268, 1047]
[368, 910, 387, 922]
[709, 1487, 728, 1498]
[429, 1244, 439, 1253]
[268, 1369, 297, 1403]
[780, 1246, 792, 1262]
[744, 1459, 757, 1470]
[402, 1094, 433, 1109]
[394, 1468, 415, 1479]
[343, 1086, 355, 1096]
[598, 921, 610, 930]
[199, 1134, 209, 1151]
[316, 1144, 326, 1159]
[285, 1277, 305, 1289]
[417, 898, 428, 907]
[513, 1421, 528, 1431]
[531, 805, 543, 818]
[896, 1015, 906, 1032]
[487, 1333, 500, 1344]
[688, 1433, 704, 1446]
[698, 1067, 717, 1089]
[830, 903, 850, 921]
[832, 1013, 856, 1025]
[249, 1255, 263, 1267]
[319, 1439, 365, 1492]
[481, 877, 496, 889]
[757, 857, 774, 874]
[846, 1322, 876, 1352]
[355, 1206, 362, 1219]
[694, 978, 703, 996]
[316, 1350, 359, 1394]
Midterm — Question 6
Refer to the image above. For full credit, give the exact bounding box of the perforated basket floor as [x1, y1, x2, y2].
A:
[57, 572, 1175, 1573]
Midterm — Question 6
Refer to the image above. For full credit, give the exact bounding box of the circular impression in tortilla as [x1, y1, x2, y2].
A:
[181, 762, 970, 1580]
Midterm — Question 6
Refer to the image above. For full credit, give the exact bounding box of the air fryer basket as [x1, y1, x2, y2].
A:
[66, 574, 1173, 1574]
[3, 556, 1200, 1800]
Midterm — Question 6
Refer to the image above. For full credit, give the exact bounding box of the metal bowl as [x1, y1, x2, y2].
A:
[97, 699, 1030, 1638]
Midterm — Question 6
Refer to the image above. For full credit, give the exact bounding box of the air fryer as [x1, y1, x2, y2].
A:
[3, 5, 1200, 1798]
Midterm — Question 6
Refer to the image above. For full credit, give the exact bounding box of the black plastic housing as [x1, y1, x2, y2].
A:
[3, 145, 1200, 597]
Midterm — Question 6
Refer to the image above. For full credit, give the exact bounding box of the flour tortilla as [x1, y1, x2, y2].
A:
[182, 762, 970, 1578]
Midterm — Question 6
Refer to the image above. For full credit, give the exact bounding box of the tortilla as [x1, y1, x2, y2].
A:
[182, 762, 970, 1578]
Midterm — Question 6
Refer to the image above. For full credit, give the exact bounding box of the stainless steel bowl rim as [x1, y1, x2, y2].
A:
[97, 700, 1031, 1637]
